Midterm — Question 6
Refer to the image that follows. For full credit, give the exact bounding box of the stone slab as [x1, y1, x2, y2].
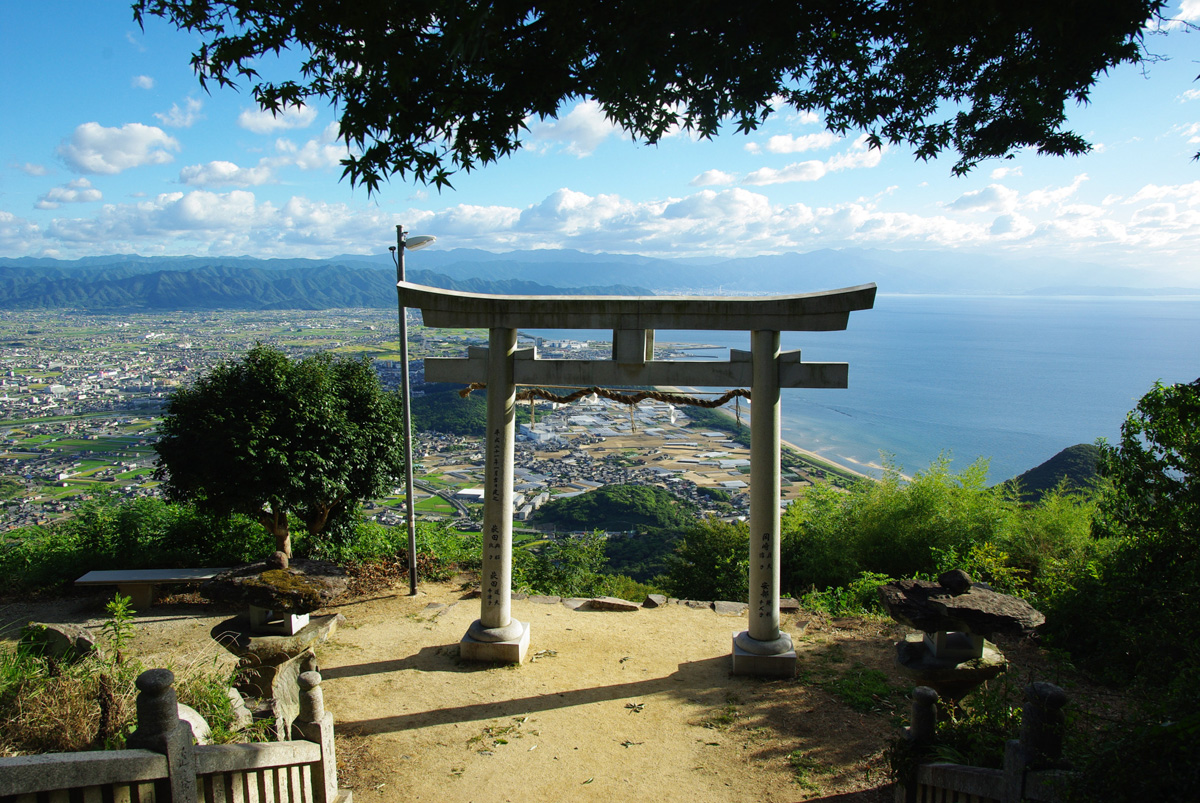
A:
[730, 632, 797, 678]
[714, 601, 749, 616]
[460, 621, 530, 664]
[642, 594, 668, 609]
[581, 596, 639, 612]
[561, 597, 589, 610]
[779, 598, 802, 613]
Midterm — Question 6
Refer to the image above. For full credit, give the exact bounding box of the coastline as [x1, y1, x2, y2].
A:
[659, 386, 871, 481]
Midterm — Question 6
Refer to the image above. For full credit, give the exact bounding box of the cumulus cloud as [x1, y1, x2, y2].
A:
[155, 98, 204, 128]
[57, 122, 179, 174]
[1178, 88, 1200, 102]
[0, 210, 41, 254]
[179, 161, 275, 188]
[689, 169, 737, 187]
[528, 100, 619, 156]
[269, 123, 346, 170]
[948, 184, 1020, 213]
[14, 162, 48, 176]
[36, 178, 102, 210]
[238, 104, 318, 134]
[132, 75, 154, 89]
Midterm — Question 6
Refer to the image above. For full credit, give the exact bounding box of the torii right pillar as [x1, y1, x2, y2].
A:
[732, 329, 797, 677]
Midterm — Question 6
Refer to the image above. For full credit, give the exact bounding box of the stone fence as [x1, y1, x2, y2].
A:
[895, 682, 1076, 803]
[0, 668, 349, 803]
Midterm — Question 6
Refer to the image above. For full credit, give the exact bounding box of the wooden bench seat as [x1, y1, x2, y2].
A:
[75, 568, 229, 609]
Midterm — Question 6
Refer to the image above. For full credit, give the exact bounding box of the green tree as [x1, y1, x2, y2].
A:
[662, 518, 749, 602]
[133, 1, 1167, 189]
[154, 345, 404, 557]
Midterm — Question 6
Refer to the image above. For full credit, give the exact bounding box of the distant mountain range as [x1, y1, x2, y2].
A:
[1, 248, 1195, 310]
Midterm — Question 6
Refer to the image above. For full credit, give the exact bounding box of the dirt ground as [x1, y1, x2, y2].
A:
[2, 584, 914, 803]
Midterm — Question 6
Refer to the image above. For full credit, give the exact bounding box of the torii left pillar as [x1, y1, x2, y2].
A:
[459, 327, 530, 663]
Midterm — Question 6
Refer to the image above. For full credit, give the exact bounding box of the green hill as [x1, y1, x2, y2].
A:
[534, 484, 698, 532]
[1001, 443, 1101, 502]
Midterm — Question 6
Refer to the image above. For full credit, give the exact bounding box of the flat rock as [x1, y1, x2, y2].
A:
[20, 622, 96, 661]
[203, 559, 348, 614]
[779, 598, 802, 613]
[581, 596, 639, 612]
[642, 594, 668, 609]
[177, 703, 211, 745]
[212, 613, 344, 663]
[679, 600, 712, 610]
[877, 579, 1044, 636]
[561, 597, 588, 610]
[713, 601, 748, 616]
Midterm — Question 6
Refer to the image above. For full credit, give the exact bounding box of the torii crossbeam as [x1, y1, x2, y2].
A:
[398, 280, 876, 675]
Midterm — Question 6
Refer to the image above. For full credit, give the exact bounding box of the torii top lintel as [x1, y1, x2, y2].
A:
[396, 281, 877, 331]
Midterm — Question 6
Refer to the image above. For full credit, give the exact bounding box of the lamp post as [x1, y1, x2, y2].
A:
[393, 225, 436, 596]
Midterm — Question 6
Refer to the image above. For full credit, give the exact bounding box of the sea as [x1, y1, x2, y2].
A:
[523, 294, 1200, 483]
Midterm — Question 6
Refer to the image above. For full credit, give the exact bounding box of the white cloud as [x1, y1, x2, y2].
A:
[238, 104, 318, 134]
[528, 100, 619, 157]
[948, 184, 1020, 213]
[155, 98, 204, 128]
[57, 122, 179, 175]
[179, 161, 275, 188]
[741, 136, 882, 185]
[689, 169, 737, 187]
[1178, 88, 1200, 102]
[132, 75, 154, 90]
[1178, 0, 1200, 20]
[13, 162, 48, 176]
[1023, 174, 1088, 209]
[743, 160, 827, 185]
[0, 210, 41, 254]
[1171, 121, 1200, 144]
[990, 166, 1023, 180]
[749, 131, 841, 154]
[35, 178, 102, 210]
[1125, 181, 1200, 205]
[269, 123, 346, 170]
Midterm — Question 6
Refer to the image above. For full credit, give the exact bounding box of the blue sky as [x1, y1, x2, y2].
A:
[2, 2, 1200, 285]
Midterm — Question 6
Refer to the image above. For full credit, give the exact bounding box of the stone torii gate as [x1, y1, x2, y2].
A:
[397, 281, 876, 676]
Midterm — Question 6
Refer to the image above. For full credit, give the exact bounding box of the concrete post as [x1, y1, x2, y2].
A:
[294, 671, 338, 803]
[127, 669, 198, 803]
[461, 327, 530, 663]
[732, 330, 796, 677]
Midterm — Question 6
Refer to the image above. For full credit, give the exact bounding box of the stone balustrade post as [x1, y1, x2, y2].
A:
[293, 671, 338, 803]
[1020, 681, 1068, 769]
[907, 685, 939, 745]
[127, 669, 198, 803]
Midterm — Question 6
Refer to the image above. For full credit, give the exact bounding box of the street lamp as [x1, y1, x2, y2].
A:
[393, 225, 436, 596]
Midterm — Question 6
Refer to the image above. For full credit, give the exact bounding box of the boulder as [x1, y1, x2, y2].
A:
[877, 578, 1044, 637]
[20, 622, 96, 661]
[203, 559, 348, 614]
[177, 703, 211, 745]
[642, 594, 668, 609]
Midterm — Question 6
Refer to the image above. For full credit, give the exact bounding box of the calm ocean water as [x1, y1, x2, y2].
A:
[525, 294, 1200, 482]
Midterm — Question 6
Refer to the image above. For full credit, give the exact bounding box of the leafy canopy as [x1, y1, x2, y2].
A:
[134, 0, 1167, 190]
[154, 345, 403, 556]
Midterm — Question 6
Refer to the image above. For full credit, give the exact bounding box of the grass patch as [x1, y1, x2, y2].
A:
[787, 749, 831, 790]
[823, 661, 897, 713]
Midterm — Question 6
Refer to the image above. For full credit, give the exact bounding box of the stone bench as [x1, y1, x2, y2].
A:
[75, 568, 230, 609]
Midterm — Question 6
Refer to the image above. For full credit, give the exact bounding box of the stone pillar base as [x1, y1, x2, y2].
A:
[249, 605, 310, 636]
[460, 620, 530, 664]
[731, 630, 797, 678]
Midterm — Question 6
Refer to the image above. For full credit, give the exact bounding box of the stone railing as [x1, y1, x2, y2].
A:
[896, 682, 1076, 803]
[0, 668, 349, 803]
